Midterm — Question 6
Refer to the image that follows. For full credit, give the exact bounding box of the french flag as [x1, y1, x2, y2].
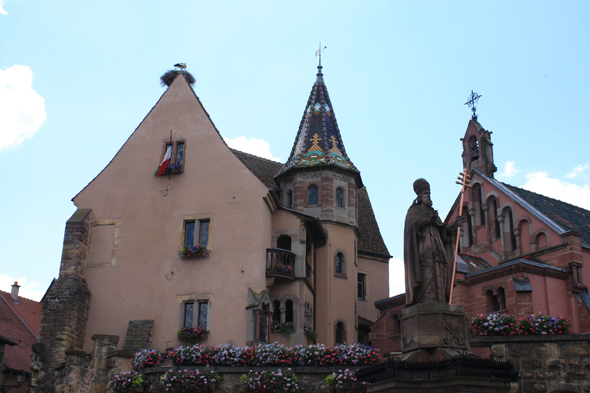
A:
[157, 145, 172, 176]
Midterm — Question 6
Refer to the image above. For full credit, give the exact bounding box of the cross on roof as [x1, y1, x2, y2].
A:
[464, 90, 482, 119]
[315, 42, 327, 66]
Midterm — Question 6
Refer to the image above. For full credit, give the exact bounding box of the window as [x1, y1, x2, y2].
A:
[272, 300, 281, 324]
[277, 235, 292, 251]
[185, 219, 210, 249]
[335, 252, 346, 276]
[358, 273, 366, 299]
[286, 190, 293, 208]
[336, 188, 345, 208]
[184, 300, 208, 328]
[159, 141, 185, 174]
[175, 142, 185, 165]
[488, 197, 501, 239]
[308, 186, 318, 206]
[285, 300, 294, 324]
[335, 321, 345, 344]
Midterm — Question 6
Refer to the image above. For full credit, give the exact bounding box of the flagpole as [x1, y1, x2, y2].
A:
[168, 130, 172, 180]
[449, 169, 471, 304]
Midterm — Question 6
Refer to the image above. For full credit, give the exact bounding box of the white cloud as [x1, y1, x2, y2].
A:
[0, 65, 46, 152]
[564, 164, 588, 179]
[523, 171, 590, 210]
[389, 257, 405, 297]
[0, 274, 49, 301]
[0, 0, 7, 15]
[224, 136, 281, 162]
[496, 161, 519, 180]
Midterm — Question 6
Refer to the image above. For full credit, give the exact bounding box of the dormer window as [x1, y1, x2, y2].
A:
[308, 186, 318, 206]
[336, 188, 345, 208]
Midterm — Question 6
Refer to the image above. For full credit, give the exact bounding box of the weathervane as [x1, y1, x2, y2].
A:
[464, 90, 482, 119]
[315, 42, 327, 66]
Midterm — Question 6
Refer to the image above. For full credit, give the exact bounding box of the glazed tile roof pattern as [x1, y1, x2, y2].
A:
[0, 290, 42, 373]
[276, 66, 358, 177]
[231, 149, 283, 189]
[233, 150, 388, 257]
[458, 253, 493, 274]
[357, 188, 391, 257]
[502, 183, 590, 246]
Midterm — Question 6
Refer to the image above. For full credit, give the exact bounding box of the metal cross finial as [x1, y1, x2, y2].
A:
[315, 42, 327, 67]
[464, 90, 482, 119]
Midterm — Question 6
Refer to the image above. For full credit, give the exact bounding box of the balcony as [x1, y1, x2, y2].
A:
[266, 248, 296, 282]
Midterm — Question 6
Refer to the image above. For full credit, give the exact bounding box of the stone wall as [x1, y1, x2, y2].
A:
[140, 366, 365, 393]
[471, 335, 590, 393]
[29, 209, 93, 392]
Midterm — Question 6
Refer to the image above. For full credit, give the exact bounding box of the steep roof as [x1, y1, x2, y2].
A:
[233, 150, 389, 258]
[0, 290, 42, 374]
[502, 183, 590, 247]
[231, 149, 282, 189]
[357, 188, 391, 258]
[276, 65, 359, 179]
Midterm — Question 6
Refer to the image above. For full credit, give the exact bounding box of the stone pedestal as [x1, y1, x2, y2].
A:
[401, 303, 469, 353]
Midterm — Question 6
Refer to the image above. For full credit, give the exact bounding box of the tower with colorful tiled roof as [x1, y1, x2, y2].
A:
[276, 63, 362, 225]
[275, 63, 366, 345]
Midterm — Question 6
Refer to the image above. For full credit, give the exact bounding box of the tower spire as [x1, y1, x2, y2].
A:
[315, 43, 327, 81]
[276, 60, 360, 186]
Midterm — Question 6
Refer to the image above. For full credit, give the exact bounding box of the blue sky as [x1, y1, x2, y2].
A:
[1, 1, 589, 300]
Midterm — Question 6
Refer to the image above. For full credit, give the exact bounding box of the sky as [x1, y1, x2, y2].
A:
[1, 1, 589, 301]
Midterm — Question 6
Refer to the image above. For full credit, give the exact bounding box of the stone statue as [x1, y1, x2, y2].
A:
[404, 179, 462, 306]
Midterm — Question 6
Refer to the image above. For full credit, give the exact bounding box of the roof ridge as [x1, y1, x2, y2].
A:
[0, 288, 40, 303]
[0, 292, 38, 339]
[230, 149, 284, 165]
[503, 181, 590, 214]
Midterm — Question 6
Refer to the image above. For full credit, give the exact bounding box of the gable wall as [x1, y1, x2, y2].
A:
[72, 77, 273, 350]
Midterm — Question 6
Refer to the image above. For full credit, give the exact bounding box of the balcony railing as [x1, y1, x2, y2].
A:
[266, 248, 296, 277]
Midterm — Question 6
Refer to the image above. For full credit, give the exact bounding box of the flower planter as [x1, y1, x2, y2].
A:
[180, 251, 209, 259]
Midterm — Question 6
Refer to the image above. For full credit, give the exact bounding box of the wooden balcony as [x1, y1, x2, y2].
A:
[266, 248, 296, 282]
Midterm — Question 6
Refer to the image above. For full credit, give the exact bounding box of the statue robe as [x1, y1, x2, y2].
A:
[404, 203, 454, 306]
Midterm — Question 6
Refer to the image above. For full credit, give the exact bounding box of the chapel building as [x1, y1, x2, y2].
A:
[30, 65, 390, 391]
[370, 115, 590, 355]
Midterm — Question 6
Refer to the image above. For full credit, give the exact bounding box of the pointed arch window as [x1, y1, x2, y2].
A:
[308, 186, 318, 206]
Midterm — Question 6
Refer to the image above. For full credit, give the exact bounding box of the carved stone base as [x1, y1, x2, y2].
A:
[400, 303, 469, 353]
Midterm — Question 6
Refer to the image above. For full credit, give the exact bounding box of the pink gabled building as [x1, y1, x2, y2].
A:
[371, 115, 590, 355]
[31, 65, 390, 392]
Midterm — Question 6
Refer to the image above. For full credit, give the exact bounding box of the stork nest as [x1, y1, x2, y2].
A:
[160, 70, 196, 87]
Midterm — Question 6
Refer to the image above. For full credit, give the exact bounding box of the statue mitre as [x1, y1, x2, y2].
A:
[413, 178, 430, 195]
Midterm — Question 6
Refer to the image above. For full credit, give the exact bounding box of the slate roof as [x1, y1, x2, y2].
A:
[0, 289, 42, 374]
[231, 149, 283, 189]
[502, 183, 590, 247]
[458, 253, 493, 274]
[357, 188, 390, 258]
[232, 150, 389, 258]
[276, 65, 358, 178]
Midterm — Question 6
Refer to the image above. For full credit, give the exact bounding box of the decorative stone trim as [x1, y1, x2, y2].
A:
[467, 261, 569, 285]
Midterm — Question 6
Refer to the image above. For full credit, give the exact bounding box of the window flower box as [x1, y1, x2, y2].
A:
[180, 245, 209, 259]
[154, 164, 184, 176]
[178, 326, 209, 344]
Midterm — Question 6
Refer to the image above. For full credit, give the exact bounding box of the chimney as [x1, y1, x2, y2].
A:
[11, 281, 20, 302]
